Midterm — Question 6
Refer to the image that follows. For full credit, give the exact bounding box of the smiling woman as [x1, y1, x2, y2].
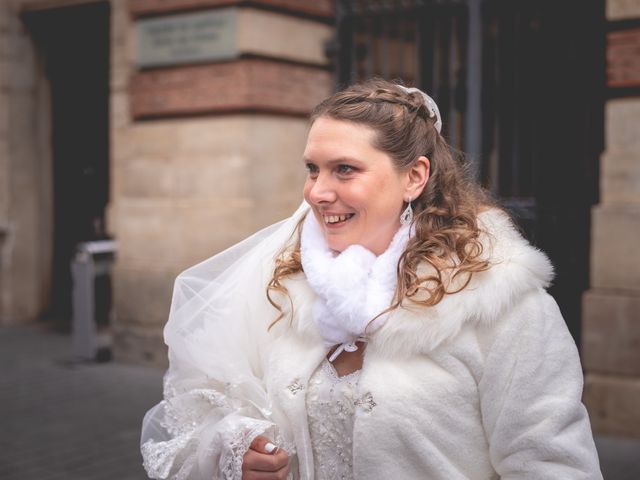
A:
[302, 117, 427, 255]
[141, 79, 603, 480]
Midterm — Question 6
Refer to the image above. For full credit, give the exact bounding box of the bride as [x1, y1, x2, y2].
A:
[141, 79, 602, 479]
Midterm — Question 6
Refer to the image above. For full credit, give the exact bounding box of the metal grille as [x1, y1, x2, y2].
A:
[480, 0, 543, 232]
[335, 0, 469, 150]
[334, 0, 601, 235]
[331, 0, 605, 343]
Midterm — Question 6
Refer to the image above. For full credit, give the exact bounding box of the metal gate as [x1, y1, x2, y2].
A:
[331, 0, 605, 343]
[334, 0, 471, 152]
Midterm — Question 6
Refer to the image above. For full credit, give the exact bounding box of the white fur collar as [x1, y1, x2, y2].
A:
[300, 211, 410, 349]
[284, 209, 554, 357]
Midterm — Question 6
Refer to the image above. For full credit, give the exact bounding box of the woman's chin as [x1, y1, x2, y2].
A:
[327, 241, 346, 254]
[324, 235, 354, 254]
[321, 225, 351, 251]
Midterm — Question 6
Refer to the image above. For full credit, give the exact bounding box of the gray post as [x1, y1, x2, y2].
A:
[72, 250, 98, 359]
[465, 0, 482, 179]
[71, 240, 116, 360]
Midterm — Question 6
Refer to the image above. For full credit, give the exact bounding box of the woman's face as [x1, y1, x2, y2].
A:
[302, 116, 412, 255]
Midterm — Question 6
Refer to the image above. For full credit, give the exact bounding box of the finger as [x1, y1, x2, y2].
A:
[270, 449, 289, 469]
[243, 448, 289, 472]
[243, 461, 290, 480]
[249, 435, 280, 455]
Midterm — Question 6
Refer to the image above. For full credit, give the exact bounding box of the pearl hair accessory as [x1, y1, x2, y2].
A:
[397, 85, 442, 133]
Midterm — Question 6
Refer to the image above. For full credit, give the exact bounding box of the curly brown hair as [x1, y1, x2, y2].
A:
[267, 78, 493, 324]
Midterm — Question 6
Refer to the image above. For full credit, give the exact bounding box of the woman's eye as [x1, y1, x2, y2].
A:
[305, 163, 319, 177]
[337, 164, 355, 175]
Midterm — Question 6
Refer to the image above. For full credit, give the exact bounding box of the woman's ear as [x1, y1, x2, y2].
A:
[405, 156, 430, 199]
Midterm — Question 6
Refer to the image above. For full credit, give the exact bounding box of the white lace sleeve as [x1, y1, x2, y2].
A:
[141, 204, 308, 480]
[141, 391, 277, 479]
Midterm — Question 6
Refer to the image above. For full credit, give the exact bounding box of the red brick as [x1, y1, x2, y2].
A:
[607, 28, 640, 88]
[130, 58, 333, 119]
[129, 0, 334, 19]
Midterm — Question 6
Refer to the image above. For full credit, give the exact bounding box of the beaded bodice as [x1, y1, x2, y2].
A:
[306, 359, 361, 480]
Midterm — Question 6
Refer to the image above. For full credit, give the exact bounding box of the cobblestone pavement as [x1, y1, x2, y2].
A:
[1, 324, 639, 480]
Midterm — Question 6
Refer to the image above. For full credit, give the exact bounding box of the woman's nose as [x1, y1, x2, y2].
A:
[307, 173, 337, 204]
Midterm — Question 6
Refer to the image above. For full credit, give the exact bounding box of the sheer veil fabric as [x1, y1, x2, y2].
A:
[141, 202, 310, 479]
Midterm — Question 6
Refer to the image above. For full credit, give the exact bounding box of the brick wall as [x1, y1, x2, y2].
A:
[131, 59, 331, 118]
[129, 0, 334, 18]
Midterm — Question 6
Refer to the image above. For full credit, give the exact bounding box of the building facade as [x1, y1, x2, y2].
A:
[582, 0, 640, 438]
[0, 0, 639, 437]
[0, 0, 333, 363]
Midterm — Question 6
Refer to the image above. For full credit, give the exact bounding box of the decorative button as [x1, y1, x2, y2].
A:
[287, 379, 304, 396]
[355, 392, 377, 412]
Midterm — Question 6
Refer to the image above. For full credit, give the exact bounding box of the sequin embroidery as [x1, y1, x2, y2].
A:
[306, 359, 361, 480]
[287, 379, 304, 396]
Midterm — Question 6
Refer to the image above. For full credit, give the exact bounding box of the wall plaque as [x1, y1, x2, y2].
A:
[135, 9, 237, 68]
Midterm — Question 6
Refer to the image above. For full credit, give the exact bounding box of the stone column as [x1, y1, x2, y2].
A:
[0, 1, 9, 323]
[110, 0, 333, 365]
[0, 0, 54, 324]
[582, 0, 640, 438]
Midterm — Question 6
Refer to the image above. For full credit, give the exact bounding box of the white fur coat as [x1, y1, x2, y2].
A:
[141, 209, 602, 480]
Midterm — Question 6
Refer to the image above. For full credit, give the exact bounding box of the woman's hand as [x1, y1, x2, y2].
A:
[242, 435, 290, 480]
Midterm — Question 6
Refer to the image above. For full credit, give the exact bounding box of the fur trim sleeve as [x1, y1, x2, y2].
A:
[478, 290, 602, 479]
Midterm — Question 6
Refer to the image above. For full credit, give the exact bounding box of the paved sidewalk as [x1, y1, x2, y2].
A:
[1, 325, 639, 479]
[0, 325, 163, 480]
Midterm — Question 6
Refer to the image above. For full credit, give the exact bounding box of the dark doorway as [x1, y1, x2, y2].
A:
[23, 2, 110, 330]
[480, 0, 605, 345]
[334, 0, 605, 346]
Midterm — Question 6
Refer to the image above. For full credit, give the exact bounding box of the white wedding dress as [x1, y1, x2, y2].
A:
[306, 359, 360, 480]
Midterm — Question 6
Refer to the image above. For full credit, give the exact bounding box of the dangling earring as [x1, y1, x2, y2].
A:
[400, 197, 413, 225]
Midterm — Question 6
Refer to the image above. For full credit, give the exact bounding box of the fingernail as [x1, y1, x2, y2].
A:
[264, 442, 277, 454]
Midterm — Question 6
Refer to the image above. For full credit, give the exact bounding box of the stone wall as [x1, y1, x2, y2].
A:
[607, 0, 640, 19]
[0, 0, 332, 355]
[0, 0, 54, 324]
[582, 0, 640, 438]
[0, 2, 8, 322]
[109, 0, 333, 366]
